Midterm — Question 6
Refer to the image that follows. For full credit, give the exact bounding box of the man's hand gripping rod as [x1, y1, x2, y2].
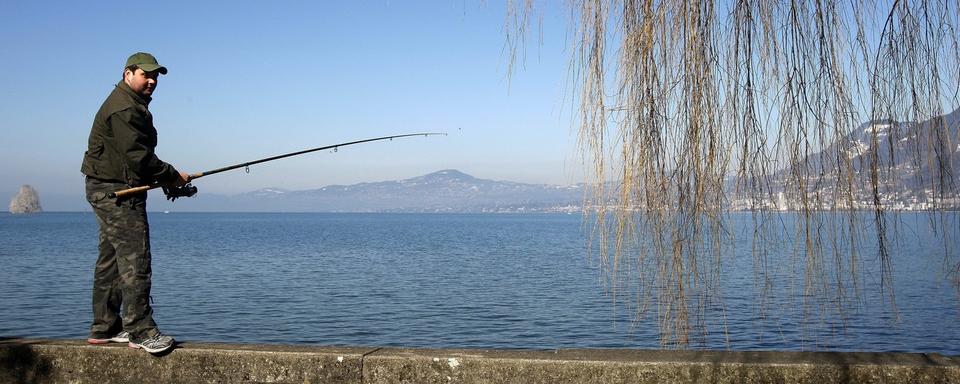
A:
[108, 132, 446, 199]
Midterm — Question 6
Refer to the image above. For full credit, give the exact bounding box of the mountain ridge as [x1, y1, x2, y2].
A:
[735, 107, 960, 210]
[151, 169, 583, 213]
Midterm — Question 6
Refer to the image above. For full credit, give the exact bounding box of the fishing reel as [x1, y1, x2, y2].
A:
[162, 183, 198, 201]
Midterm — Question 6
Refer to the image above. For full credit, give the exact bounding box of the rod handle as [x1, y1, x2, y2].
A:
[108, 185, 153, 199]
[107, 173, 203, 199]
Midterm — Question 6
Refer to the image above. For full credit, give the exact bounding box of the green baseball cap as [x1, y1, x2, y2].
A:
[125, 52, 168, 74]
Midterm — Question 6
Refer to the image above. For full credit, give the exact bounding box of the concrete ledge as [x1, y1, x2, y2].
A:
[2, 339, 958, 383]
[0, 339, 368, 383]
[365, 348, 960, 384]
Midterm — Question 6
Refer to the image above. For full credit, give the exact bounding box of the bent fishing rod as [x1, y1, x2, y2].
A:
[109, 132, 446, 199]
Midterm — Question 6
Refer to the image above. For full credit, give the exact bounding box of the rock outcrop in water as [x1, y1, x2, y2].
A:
[9, 185, 42, 214]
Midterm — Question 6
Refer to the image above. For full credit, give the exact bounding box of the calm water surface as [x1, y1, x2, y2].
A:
[0, 212, 957, 354]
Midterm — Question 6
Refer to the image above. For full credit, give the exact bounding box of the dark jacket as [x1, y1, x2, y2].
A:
[81, 81, 179, 186]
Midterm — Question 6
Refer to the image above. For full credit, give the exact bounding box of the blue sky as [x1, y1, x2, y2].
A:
[0, 1, 580, 206]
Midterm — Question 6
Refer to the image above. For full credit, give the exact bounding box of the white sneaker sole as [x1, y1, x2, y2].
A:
[128, 341, 174, 354]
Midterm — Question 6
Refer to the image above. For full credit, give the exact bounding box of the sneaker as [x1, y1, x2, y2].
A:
[128, 332, 176, 354]
[87, 331, 130, 344]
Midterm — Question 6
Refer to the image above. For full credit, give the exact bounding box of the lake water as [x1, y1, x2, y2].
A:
[0, 212, 957, 354]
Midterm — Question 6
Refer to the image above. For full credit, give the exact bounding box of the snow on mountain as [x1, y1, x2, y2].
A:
[738, 107, 960, 209]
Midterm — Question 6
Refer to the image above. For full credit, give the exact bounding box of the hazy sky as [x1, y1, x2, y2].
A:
[1, 1, 580, 203]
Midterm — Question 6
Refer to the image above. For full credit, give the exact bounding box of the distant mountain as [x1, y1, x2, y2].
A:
[737, 107, 960, 210]
[153, 169, 584, 213]
[843, 108, 960, 189]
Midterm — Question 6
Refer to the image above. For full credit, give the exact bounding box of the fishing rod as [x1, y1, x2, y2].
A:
[109, 132, 447, 199]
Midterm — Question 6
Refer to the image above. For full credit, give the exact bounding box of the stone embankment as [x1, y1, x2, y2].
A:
[1, 339, 958, 383]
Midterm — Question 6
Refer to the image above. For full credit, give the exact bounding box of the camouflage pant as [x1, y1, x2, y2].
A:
[85, 177, 158, 341]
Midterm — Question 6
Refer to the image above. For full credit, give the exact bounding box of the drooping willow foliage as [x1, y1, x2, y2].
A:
[508, 0, 960, 347]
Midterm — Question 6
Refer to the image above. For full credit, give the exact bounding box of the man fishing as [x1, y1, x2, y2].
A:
[80, 52, 189, 354]
[78, 53, 442, 355]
